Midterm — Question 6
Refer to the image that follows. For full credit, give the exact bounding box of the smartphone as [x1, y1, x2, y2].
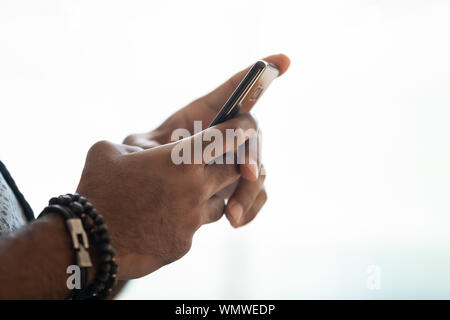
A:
[209, 60, 280, 127]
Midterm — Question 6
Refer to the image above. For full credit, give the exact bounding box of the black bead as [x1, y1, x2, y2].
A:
[49, 197, 58, 205]
[84, 202, 93, 212]
[99, 232, 112, 242]
[57, 195, 72, 205]
[69, 201, 84, 214]
[82, 215, 94, 229]
[100, 263, 111, 273]
[100, 244, 115, 256]
[94, 214, 104, 225]
[78, 196, 88, 204]
[110, 261, 118, 274]
[100, 253, 112, 262]
[97, 241, 111, 250]
[105, 277, 117, 289]
[96, 272, 110, 282]
[89, 208, 99, 219]
[89, 232, 100, 243]
[98, 242, 112, 251]
[93, 282, 105, 293]
[86, 223, 97, 232]
[97, 224, 108, 234]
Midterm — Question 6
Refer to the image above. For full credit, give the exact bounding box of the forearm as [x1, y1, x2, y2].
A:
[0, 213, 91, 299]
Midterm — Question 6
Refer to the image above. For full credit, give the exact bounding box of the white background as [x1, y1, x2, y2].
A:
[1, 0, 450, 299]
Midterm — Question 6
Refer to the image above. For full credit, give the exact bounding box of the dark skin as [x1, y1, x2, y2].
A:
[0, 54, 290, 299]
[125, 54, 290, 226]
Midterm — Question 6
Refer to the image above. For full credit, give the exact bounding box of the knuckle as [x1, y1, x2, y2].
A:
[88, 140, 112, 156]
[123, 134, 137, 145]
[90, 139, 107, 150]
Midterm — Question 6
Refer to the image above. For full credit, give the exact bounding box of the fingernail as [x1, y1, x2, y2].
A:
[229, 202, 243, 226]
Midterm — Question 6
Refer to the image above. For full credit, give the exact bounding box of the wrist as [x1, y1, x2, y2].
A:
[38, 194, 117, 299]
[30, 214, 75, 298]
[3, 213, 74, 299]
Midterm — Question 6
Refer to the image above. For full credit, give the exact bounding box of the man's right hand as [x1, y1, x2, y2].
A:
[76, 113, 258, 279]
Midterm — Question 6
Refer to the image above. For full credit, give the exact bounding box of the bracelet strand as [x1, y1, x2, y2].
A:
[41, 193, 118, 299]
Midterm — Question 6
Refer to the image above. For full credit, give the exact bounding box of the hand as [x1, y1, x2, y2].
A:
[76, 113, 258, 279]
[124, 54, 291, 227]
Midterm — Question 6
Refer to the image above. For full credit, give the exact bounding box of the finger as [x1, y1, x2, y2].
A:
[204, 136, 260, 194]
[169, 113, 257, 168]
[199, 113, 258, 165]
[225, 174, 266, 228]
[239, 189, 268, 227]
[200, 54, 291, 113]
[215, 179, 239, 200]
[239, 130, 262, 181]
[204, 158, 241, 196]
[202, 195, 226, 225]
[201, 113, 258, 195]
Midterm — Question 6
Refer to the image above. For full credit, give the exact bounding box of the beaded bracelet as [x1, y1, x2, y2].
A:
[65, 193, 118, 299]
[41, 194, 118, 299]
[40, 203, 92, 299]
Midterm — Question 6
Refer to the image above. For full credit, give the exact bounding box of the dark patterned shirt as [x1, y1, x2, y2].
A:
[0, 172, 27, 233]
[0, 161, 34, 234]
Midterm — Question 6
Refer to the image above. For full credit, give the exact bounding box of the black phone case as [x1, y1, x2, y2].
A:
[208, 61, 266, 127]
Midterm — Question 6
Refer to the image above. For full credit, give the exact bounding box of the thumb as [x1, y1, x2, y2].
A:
[199, 54, 291, 113]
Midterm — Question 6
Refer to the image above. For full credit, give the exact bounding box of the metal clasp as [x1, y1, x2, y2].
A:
[66, 218, 93, 267]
